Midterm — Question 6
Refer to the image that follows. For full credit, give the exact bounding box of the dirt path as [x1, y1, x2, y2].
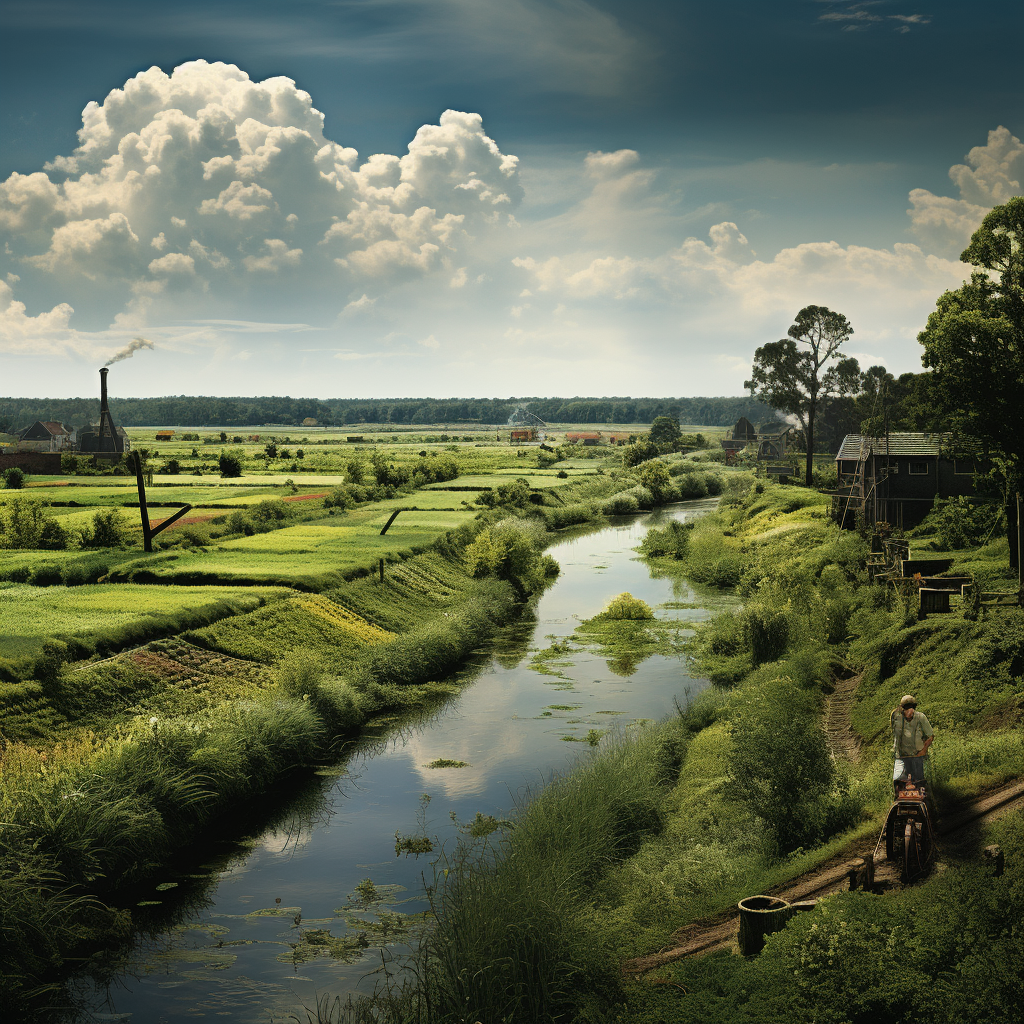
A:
[622, 777, 1024, 974]
[824, 670, 863, 764]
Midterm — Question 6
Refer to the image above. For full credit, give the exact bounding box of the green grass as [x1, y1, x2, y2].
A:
[105, 511, 475, 586]
[0, 583, 287, 660]
[187, 593, 393, 667]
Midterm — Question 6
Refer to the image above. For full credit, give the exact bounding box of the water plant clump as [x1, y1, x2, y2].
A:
[597, 591, 655, 620]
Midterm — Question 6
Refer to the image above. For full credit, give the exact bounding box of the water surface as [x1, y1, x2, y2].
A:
[78, 500, 732, 1022]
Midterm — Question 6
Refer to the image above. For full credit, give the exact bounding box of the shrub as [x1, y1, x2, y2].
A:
[923, 495, 1003, 550]
[622, 438, 659, 467]
[218, 449, 243, 478]
[730, 676, 855, 852]
[0, 498, 74, 550]
[603, 491, 641, 515]
[641, 520, 692, 559]
[2, 467, 25, 489]
[161, 458, 181, 475]
[598, 592, 654, 620]
[743, 605, 791, 664]
[464, 518, 546, 597]
[477, 477, 532, 509]
[86, 509, 132, 548]
[636, 460, 672, 500]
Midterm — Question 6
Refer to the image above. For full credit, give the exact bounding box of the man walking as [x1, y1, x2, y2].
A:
[892, 694, 934, 795]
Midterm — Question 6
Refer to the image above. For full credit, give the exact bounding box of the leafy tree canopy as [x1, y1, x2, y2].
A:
[746, 305, 861, 485]
[918, 196, 1024, 567]
[919, 197, 1024, 469]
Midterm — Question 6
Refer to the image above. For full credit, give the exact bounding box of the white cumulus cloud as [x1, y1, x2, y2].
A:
[907, 126, 1023, 254]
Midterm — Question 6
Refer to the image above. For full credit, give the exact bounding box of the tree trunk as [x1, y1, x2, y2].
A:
[1008, 492, 1019, 574]
[805, 405, 815, 487]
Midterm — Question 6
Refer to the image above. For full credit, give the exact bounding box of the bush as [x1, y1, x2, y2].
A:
[641, 520, 692, 559]
[2, 467, 25, 489]
[86, 509, 132, 548]
[743, 605, 791, 664]
[464, 518, 547, 597]
[636, 460, 672, 500]
[477, 478, 532, 509]
[923, 495, 1003, 550]
[730, 676, 855, 852]
[0, 498, 74, 550]
[603, 491, 641, 515]
[598, 592, 654, 620]
[218, 449, 243, 478]
[161, 458, 181, 475]
[622, 438, 659, 467]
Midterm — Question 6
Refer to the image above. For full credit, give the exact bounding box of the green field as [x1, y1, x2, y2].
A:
[105, 510, 476, 586]
[0, 582, 287, 659]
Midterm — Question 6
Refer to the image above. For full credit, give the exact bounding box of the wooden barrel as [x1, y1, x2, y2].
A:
[737, 895, 792, 956]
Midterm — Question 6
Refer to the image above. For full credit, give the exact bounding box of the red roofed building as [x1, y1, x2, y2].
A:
[15, 421, 75, 452]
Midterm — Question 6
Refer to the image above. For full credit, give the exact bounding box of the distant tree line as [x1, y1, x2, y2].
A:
[0, 395, 775, 431]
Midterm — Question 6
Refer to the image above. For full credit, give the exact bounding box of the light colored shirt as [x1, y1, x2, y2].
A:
[893, 710, 934, 757]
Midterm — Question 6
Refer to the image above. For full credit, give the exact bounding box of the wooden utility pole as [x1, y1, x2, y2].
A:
[133, 450, 192, 552]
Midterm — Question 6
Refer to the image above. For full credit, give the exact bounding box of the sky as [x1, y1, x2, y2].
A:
[1, 0, 1021, 400]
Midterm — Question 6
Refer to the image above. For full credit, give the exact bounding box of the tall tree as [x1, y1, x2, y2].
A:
[918, 196, 1024, 568]
[745, 305, 861, 486]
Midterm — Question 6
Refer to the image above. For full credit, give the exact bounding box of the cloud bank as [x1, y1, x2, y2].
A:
[0, 60, 1018, 396]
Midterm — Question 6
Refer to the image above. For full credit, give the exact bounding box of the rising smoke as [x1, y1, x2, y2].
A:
[104, 338, 155, 366]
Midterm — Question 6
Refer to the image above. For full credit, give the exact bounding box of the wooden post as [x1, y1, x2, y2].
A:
[133, 451, 153, 552]
[379, 557, 385, 583]
[982, 844, 1004, 877]
[133, 449, 192, 552]
[846, 857, 875, 891]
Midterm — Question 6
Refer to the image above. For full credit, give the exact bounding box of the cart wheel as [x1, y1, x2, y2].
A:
[901, 821, 921, 883]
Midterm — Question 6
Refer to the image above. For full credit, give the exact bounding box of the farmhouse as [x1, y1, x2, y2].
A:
[833, 432, 984, 529]
[510, 428, 537, 443]
[566, 431, 601, 445]
[15, 421, 75, 452]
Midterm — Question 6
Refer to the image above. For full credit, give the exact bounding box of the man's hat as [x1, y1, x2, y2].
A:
[900, 695, 917, 708]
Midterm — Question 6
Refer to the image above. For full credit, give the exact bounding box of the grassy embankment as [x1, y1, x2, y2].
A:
[0, 437, 728, 1015]
[356, 482, 1024, 1024]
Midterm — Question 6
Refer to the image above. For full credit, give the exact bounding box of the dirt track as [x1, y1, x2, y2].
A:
[622, 777, 1024, 974]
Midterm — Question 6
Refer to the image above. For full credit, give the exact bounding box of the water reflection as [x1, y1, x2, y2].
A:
[73, 500, 731, 1022]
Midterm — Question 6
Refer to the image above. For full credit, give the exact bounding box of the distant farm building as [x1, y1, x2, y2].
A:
[731, 417, 758, 442]
[15, 421, 75, 452]
[607, 433, 634, 445]
[566, 431, 601, 446]
[155, 430, 175, 441]
[510, 428, 537, 443]
[834, 433, 984, 529]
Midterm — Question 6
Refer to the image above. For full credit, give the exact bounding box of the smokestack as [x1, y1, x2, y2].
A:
[99, 367, 109, 413]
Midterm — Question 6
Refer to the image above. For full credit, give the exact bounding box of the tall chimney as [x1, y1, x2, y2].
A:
[96, 366, 122, 450]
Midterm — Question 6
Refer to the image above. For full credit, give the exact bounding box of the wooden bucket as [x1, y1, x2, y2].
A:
[737, 895, 793, 956]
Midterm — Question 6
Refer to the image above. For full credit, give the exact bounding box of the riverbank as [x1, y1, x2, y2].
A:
[0, 452, 737, 1018]
[360, 482, 1024, 1024]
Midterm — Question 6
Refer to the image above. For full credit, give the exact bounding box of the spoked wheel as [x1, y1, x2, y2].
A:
[901, 821, 922, 883]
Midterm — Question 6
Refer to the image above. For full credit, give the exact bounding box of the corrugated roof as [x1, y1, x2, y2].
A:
[835, 432, 980, 461]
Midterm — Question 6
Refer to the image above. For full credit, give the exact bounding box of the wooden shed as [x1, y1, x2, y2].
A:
[833, 433, 985, 528]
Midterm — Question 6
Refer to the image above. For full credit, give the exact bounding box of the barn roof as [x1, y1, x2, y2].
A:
[835, 432, 980, 461]
[17, 420, 71, 439]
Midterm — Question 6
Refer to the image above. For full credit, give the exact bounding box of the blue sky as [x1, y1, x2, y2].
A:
[1, 1, 1021, 398]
